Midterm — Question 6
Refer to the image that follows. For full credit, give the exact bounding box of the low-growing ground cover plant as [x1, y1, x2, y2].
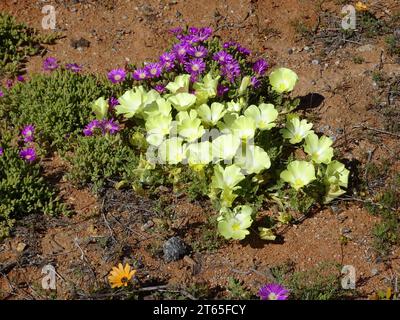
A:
[0, 125, 67, 238]
[85, 26, 350, 241]
[0, 13, 58, 77]
[0, 67, 114, 151]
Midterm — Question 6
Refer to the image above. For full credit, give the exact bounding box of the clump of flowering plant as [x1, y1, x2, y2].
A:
[89, 26, 349, 241]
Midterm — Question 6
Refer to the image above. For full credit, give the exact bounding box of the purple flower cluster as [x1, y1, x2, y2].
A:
[43, 57, 59, 71]
[19, 124, 37, 162]
[0, 90, 4, 98]
[212, 49, 242, 82]
[132, 27, 213, 83]
[83, 119, 120, 136]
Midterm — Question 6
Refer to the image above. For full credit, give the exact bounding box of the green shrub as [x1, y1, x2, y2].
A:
[0, 70, 113, 151]
[65, 133, 139, 193]
[0, 13, 58, 77]
[0, 131, 67, 238]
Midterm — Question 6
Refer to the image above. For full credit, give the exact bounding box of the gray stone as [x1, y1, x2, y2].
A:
[163, 236, 189, 262]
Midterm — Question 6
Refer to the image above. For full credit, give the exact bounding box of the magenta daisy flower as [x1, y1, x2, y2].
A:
[159, 52, 176, 71]
[179, 34, 200, 45]
[43, 57, 59, 71]
[0, 90, 4, 98]
[250, 76, 261, 88]
[237, 45, 251, 55]
[173, 42, 191, 62]
[188, 45, 208, 58]
[220, 60, 241, 82]
[132, 68, 148, 81]
[213, 51, 233, 65]
[185, 58, 206, 75]
[169, 27, 183, 36]
[108, 96, 119, 108]
[101, 119, 119, 135]
[253, 58, 269, 76]
[20, 148, 36, 162]
[17, 75, 25, 82]
[145, 63, 162, 78]
[258, 284, 289, 300]
[223, 41, 251, 55]
[197, 27, 213, 41]
[108, 69, 126, 84]
[21, 124, 35, 142]
[83, 119, 100, 136]
[66, 63, 83, 73]
[217, 84, 229, 96]
[0, 147, 3, 156]
[154, 84, 166, 93]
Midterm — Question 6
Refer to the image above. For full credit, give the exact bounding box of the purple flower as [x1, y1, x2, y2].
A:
[217, 84, 229, 96]
[83, 119, 100, 136]
[0, 90, 4, 98]
[237, 45, 251, 55]
[197, 27, 213, 41]
[220, 60, 241, 82]
[253, 59, 269, 76]
[173, 42, 191, 62]
[179, 34, 200, 45]
[154, 84, 166, 94]
[101, 119, 120, 135]
[188, 45, 208, 58]
[188, 27, 199, 35]
[108, 69, 126, 84]
[250, 76, 261, 88]
[19, 148, 36, 162]
[66, 63, 83, 73]
[21, 125, 35, 142]
[108, 96, 119, 108]
[43, 57, 59, 71]
[185, 58, 206, 75]
[0, 147, 3, 156]
[6, 79, 13, 88]
[187, 27, 212, 42]
[258, 284, 289, 300]
[213, 51, 233, 65]
[132, 68, 148, 81]
[159, 52, 176, 71]
[169, 27, 183, 36]
[144, 63, 162, 78]
[17, 75, 25, 82]
[223, 41, 251, 55]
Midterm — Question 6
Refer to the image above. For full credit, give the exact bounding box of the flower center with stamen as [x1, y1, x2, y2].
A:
[121, 276, 128, 284]
[114, 74, 121, 81]
[268, 293, 278, 300]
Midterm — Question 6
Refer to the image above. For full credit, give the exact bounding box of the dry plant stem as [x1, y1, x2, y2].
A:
[353, 125, 400, 138]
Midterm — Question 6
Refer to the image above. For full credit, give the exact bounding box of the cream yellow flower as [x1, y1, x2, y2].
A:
[108, 263, 136, 288]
